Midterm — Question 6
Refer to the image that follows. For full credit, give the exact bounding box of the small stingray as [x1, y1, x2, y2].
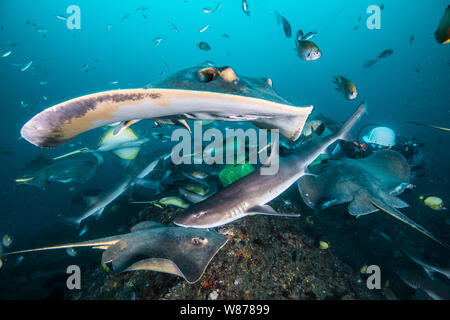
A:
[15, 155, 101, 189]
[298, 150, 448, 248]
[2, 221, 227, 283]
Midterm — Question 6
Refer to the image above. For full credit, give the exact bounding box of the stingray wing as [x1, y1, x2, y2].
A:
[298, 161, 355, 210]
[356, 150, 411, 195]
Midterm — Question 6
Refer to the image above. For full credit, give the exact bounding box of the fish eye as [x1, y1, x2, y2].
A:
[197, 67, 218, 83]
[194, 211, 206, 218]
[191, 236, 208, 246]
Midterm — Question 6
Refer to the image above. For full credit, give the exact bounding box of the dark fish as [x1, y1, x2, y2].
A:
[198, 41, 211, 51]
[242, 0, 250, 17]
[274, 11, 292, 38]
[415, 67, 421, 73]
[121, 13, 130, 20]
[358, 14, 362, 22]
[410, 34, 415, 46]
[435, 5, 450, 44]
[363, 59, 378, 69]
[353, 25, 360, 30]
[0, 150, 12, 156]
[221, 33, 229, 38]
[380, 3, 384, 10]
[295, 30, 321, 61]
[378, 49, 394, 58]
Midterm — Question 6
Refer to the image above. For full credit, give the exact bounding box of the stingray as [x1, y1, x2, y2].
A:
[20, 65, 313, 148]
[2, 221, 228, 284]
[15, 153, 102, 189]
[297, 150, 449, 248]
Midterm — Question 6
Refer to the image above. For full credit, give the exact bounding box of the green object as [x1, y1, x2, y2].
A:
[219, 162, 254, 187]
[309, 153, 330, 167]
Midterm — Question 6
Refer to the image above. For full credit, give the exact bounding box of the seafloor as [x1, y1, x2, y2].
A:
[62, 185, 386, 300]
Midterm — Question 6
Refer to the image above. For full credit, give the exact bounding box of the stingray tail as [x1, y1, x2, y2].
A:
[336, 101, 367, 141]
[2, 239, 118, 257]
[407, 121, 450, 132]
[371, 199, 450, 249]
[53, 147, 91, 160]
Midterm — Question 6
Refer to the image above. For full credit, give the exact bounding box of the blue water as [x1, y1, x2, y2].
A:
[0, 0, 449, 299]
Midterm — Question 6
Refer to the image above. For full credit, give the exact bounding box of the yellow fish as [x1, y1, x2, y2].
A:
[435, 5, 450, 44]
[420, 195, 446, 211]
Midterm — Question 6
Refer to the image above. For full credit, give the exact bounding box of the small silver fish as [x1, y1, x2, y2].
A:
[56, 15, 67, 21]
[199, 24, 210, 33]
[168, 21, 178, 32]
[21, 61, 33, 71]
[66, 247, 77, 257]
[242, 0, 250, 17]
[153, 37, 163, 47]
[78, 225, 88, 237]
[2, 50, 11, 58]
[39, 80, 48, 85]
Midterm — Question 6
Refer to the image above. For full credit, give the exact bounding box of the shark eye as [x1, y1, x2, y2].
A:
[194, 211, 206, 218]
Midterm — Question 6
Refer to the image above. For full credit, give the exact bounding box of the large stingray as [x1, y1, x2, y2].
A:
[20, 65, 313, 148]
[297, 150, 449, 248]
[2, 221, 227, 283]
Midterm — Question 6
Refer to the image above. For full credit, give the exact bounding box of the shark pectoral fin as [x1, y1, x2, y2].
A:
[370, 199, 450, 249]
[248, 205, 300, 217]
[94, 207, 105, 219]
[348, 197, 379, 216]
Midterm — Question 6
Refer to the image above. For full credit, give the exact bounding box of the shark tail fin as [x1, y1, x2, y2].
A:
[53, 147, 91, 160]
[371, 199, 450, 249]
[336, 101, 367, 142]
[60, 216, 82, 228]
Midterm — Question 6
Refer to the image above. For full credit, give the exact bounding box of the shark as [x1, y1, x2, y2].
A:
[67, 147, 172, 226]
[20, 65, 313, 148]
[173, 102, 367, 228]
[2, 221, 228, 284]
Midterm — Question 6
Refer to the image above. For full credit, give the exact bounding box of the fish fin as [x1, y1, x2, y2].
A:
[94, 207, 105, 219]
[262, 134, 279, 167]
[83, 195, 101, 208]
[348, 197, 379, 216]
[370, 199, 450, 249]
[336, 101, 367, 142]
[61, 216, 82, 228]
[384, 195, 409, 209]
[248, 205, 301, 217]
[130, 221, 165, 232]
